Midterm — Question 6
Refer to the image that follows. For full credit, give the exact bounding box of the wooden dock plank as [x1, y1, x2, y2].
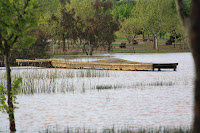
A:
[15, 58, 178, 71]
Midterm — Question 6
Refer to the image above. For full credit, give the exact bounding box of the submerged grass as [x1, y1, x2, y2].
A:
[39, 127, 97, 133]
[94, 81, 175, 91]
[96, 85, 113, 90]
[38, 127, 192, 133]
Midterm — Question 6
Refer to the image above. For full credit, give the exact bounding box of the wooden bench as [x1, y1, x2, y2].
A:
[119, 43, 126, 48]
[153, 63, 178, 71]
[133, 40, 138, 44]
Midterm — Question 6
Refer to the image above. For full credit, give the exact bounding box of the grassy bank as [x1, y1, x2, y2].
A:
[47, 36, 191, 56]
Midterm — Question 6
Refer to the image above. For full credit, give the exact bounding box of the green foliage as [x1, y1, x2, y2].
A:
[65, 0, 94, 22]
[0, 77, 22, 114]
[183, 0, 192, 14]
[0, 0, 39, 53]
[112, 2, 134, 21]
[0, 85, 7, 113]
[119, 18, 141, 42]
[39, 0, 60, 17]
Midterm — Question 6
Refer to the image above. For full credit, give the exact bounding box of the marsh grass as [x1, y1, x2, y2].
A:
[39, 126, 97, 133]
[20, 80, 175, 94]
[96, 85, 113, 90]
[0, 68, 176, 94]
[0, 71, 176, 94]
[0, 69, 113, 94]
[38, 126, 192, 133]
[117, 128, 192, 133]
[93, 81, 175, 91]
[131, 81, 174, 87]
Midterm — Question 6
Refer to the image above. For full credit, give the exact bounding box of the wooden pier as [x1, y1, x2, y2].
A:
[16, 58, 178, 71]
[16, 59, 53, 68]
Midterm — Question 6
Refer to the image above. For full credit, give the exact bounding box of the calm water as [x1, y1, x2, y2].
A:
[0, 53, 194, 132]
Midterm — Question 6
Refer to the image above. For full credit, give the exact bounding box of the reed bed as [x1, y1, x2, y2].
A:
[38, 126, 192, 133]
[0, 68, 178, 94]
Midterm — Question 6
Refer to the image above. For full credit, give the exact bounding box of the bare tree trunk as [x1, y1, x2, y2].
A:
[130, 38, 133, 45]
[176, 0, 200, 132]
[62, 34, 65, 52]
[174, 36, 177, 48]
[153, 36, 156, 49]
[89, 40, 93, 56]
[190, 1, 200, 132]
[155, 35, 159, 51]
[73, 40, 88, 55]
[4, 44, 16, 132]
[132, 44, 135, 53]
[67, 39, 70, 49]
[130, 38, 135, 53]
[107, 43, 112, 52]
[143, 32, 145, 40]
[52, 40, 55, 55]
[180, 39, 182, 49]
[58, 41, 61, 49]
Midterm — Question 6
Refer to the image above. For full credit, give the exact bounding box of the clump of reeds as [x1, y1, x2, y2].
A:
[92, 81, 175, 91]
[130, 81, 175, 88]
[94, 84, 123, 90]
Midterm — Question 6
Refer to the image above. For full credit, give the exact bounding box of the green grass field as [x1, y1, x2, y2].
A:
[47, 35, 191, 56]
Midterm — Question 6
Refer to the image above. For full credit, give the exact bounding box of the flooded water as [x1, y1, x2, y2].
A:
[0, 53, 194, 132]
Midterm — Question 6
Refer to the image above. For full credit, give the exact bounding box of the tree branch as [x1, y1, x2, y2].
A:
[8, 34, 14, 41]
[13, 0, 31, 17]
[0, 20, 9, 27]
[13, 3, 21, 16]
[23, 0, 31, 14]
[12, 36, 19, 45]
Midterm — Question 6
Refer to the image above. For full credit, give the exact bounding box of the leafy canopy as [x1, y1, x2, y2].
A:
[0, 0, 39, 52]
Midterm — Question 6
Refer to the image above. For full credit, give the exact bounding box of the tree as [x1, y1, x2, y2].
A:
[0, 0, 38, 131]
[166, 5, 184, 48]
[43, 0, 118, 55]
[62, 0, 95, 55]
[64, 0, 118, 55]
[17, 28, 50, 59]
[175, 0, 199, 132]
[119, 18, 141, 52]
[86, 0, 119, 55]
[135, 0, 173, 50]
